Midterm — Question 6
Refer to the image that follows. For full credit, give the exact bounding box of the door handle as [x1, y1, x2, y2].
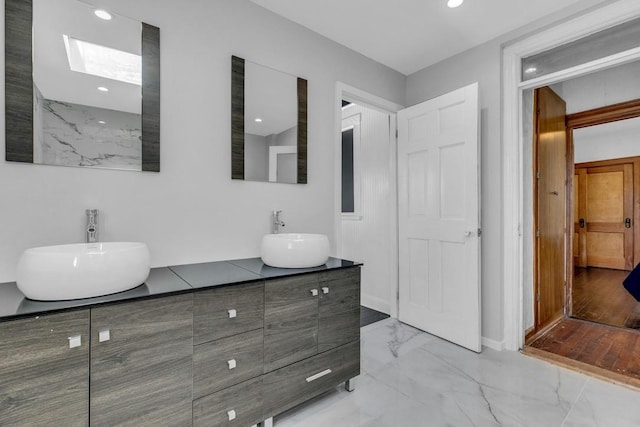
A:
[626, 218, 632, 228]
[579, 218, 585, 228]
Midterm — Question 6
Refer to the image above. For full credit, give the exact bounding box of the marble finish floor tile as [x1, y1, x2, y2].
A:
[274, 318, 640, 427]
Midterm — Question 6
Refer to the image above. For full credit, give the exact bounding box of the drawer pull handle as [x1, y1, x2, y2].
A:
[228, 309, 237, 318]
[322, 287, 329, 294]
[99, 329, 110, 343]
[228, 359, 237, 370]
[227, 409, 236, 421]
[306, 368, 332, 383]
[68, 334, 82, 348]
[310, 289, 318, 297]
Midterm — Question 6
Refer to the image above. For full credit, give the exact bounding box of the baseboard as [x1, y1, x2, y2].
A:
[482, 336, 505, 351]
[361, 295, 390, 315]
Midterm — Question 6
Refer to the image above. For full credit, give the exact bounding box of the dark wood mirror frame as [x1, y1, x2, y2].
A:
[231, 55, 307, 184]
[5, 0, 161, 172]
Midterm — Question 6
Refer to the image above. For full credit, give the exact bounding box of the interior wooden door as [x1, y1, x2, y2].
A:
[574, 162, 633, 271]
[534, 86, 567, 330]
[397, 83, 480, 352]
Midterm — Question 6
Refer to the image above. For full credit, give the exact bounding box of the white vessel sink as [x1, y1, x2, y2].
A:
[16, 242, 151, 301]
[261, 233, 330, 268]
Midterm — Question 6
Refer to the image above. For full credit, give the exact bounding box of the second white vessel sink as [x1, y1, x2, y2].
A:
[261, 233, 330, 268]
[16, 242, 151, 301]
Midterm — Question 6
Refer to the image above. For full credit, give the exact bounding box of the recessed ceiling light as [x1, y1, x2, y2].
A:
[524, 67, 538, 74]
[94, 9, 112, 20]
[447, 0, 463, 8]
[255, 118, 263, 123]
[97, 86, 109, 92]
[98, 120, 106, 124]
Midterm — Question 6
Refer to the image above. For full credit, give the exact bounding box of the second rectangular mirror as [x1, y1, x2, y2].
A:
[231, 56, 307, 184]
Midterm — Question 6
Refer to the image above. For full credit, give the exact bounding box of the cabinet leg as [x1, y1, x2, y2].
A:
[259, 417, 274, 427]
[345, 378, 355, 392]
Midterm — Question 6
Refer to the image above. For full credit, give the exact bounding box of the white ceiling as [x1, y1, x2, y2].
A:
[251, 0, 602, 75]
[34, 0, 141, 114]
[244, 61, 298, 137]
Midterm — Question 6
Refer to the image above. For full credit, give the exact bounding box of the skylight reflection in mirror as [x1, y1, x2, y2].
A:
[64, 35, 141, 85]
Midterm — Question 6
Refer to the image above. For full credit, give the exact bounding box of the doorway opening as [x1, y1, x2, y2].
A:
[526, 61, 640, 385]
[334, 83, 401, 320]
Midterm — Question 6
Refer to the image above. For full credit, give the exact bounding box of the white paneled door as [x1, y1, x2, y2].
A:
[398, 83, 481, 352]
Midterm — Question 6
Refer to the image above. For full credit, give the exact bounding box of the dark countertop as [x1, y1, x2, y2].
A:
[0, 257, 360, 321]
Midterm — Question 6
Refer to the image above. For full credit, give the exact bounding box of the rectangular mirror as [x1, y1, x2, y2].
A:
[5, 0, 160, 172]
[231, 56, 307, 184]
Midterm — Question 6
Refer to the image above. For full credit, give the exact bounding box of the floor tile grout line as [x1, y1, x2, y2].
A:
[561, 377, 589, 426]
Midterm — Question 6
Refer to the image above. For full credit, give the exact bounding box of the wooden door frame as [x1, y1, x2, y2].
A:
[565, 98, 640, 318]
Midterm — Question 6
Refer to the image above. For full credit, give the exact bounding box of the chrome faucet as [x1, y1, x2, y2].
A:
[86, 209, 99, 243]
[272, 210, 285, 234]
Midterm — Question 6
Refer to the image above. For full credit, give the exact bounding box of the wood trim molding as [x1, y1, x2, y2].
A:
[575, 155, 640, 169]
[231, 56, 245, 180]
[297, 77, 308, 184]
[141, 23, 161, 172]
[566, 98, 640, 129]
[5, 0, 33, 163]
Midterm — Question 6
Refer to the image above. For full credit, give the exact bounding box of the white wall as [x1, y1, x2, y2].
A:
[244, 133, 268, 181]
[574, 117, 640, 163]
[406, 40, 504, 343]
[562, 60, 640, 114]
[0, 0, 406, 282]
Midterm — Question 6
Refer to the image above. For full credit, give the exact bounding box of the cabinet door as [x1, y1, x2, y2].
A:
[90, 294, 193, 427]
[264, 274, 319, 372]
[318, 267, 361, 353]
[0, 310, 89, 426]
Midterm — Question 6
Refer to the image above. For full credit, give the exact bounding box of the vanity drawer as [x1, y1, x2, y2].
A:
[194, 281, 264, 345]
[262, 340, 360, 418]
[193, 376, 263, 427]
[193, 329, 264, 399]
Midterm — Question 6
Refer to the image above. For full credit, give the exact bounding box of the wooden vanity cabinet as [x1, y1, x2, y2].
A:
[0, 264, 360, 426]
[0, 310, 90, 427]
[90, 294, 193, 427]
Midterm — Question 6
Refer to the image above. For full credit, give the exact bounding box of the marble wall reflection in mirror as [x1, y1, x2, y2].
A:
[5, 0, 160, 172]
[231, 56, 307, 184]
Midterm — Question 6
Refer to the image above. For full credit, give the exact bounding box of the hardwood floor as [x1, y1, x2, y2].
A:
[528, 317, 640, 386]
[573, 267, 640, 329]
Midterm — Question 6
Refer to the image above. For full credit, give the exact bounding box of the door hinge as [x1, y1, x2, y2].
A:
[477, 228, 482, 237]
[395, 129, 399, 139]
[536, 230, 540, 238]
[536, 172, 540, 179]
[536, 294, 540, 302]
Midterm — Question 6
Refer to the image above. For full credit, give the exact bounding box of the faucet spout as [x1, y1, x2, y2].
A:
[272, 210, 285, 234]
[86, 209, 99, 243]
